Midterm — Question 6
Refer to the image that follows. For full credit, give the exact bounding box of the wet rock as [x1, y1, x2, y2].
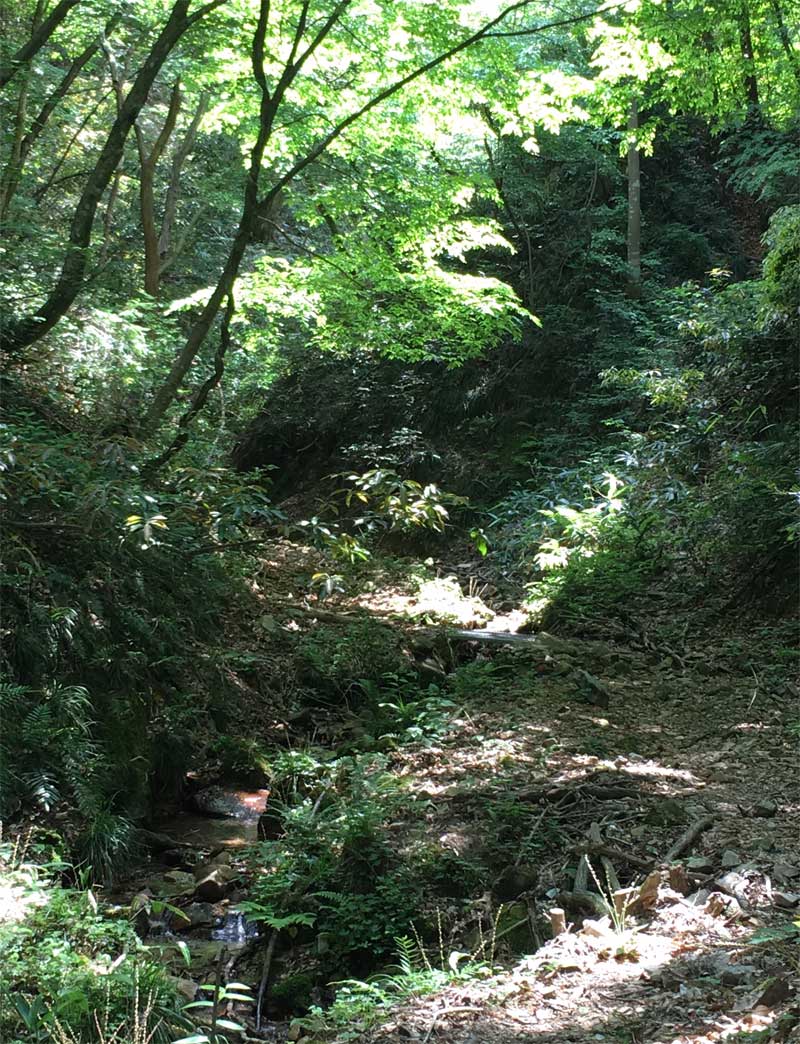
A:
[167, 939, 229, 978]
[171, 902, 215, 932]
[194, 786, 268, 819]
[194, 864, 236, 901]
[130, 892, 152, 938]
[143, 872, 194, 899]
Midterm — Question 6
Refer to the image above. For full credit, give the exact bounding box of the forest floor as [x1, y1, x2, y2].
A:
[242, 543, 800, 1044]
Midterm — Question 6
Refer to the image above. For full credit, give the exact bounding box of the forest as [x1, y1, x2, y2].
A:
[0, 0, 799, 1041]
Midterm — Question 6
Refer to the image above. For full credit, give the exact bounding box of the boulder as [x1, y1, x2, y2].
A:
[171, 902, 215, 932]
[194, 864, 236, 901]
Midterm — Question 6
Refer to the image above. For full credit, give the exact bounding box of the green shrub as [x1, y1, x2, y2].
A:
[0, 841, 184, 1043]
[296, 621, 410, 701]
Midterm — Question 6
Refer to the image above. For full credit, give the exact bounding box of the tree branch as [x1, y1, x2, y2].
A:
[0, 0, 82, 91]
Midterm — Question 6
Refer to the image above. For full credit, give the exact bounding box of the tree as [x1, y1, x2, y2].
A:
[142, 0, 621, 431]
[0, 0, 226, 353]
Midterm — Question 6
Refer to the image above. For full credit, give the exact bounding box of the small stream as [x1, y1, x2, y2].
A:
[126, 785, 275, 1026]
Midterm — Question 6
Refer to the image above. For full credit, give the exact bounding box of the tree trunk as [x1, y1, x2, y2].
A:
[157, 90, 209, 268]
[738, 2, 760, 110]
[142, 0, 281, 429]
[0, 0, 43, 220]
[626, 96, 641, 298]
[0, 63, 32, 222]
[768, 0, 800, 87]
[135, 81, 182, 295]
[0, 0, 80, 91]
[0, 25, 113, 220]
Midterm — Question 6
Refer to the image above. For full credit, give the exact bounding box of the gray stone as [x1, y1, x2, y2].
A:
[773, 891, 800, 908]
[685, 888, 711, 907]
[720, 963, 757, 986]
[751, 799, 778, 818]
[574, 669, 611, 709]
[717, 870, 750, 902]
[721, 850, 741, 869]
[773, 861, 800, 881]
[168, 976, 198, 1003]
[194, 865, 236, 901]
[687, 856, 715, 875]
[171, 902, 215, 932]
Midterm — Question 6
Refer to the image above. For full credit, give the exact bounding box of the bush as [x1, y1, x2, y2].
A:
[0, 839, 184, 1043]
[295, 621, 411, 702]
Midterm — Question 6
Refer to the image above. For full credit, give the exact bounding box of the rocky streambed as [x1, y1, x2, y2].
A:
[121, 785, 279, 1027]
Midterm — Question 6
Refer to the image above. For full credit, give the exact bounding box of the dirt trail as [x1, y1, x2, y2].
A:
[242, 543, 799, 1043]
[354, 626, 800, 1044]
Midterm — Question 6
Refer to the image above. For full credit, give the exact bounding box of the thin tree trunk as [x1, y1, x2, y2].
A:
[142, 0, 288, 429]
[626, 97, 641, 297]
[0, 0, 44, 220]
[142, 291, 234, 477]
[0, 0, 81, 91]
[0, 0, 227, 355]
[0, 24, 114, 220]
[99, 168, 122, 265]
[34, 90, 111, 203]
[738, 2, 760, 110]
[157, 90, 209, 267]
[135, 80, 182, 295]
[0, 64, 32, 221]
[768, 0, 800, 87]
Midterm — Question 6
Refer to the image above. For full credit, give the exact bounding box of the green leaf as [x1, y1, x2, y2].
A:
[215, 1018, 245, 1031]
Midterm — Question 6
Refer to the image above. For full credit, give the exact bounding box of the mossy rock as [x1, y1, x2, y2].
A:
[270, 971, 315, 1014]
[495, 901, 536, 954]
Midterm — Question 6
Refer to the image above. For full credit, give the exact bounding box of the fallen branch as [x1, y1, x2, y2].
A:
[663, 815, 714, 863]
[576, 843, 652, 871]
